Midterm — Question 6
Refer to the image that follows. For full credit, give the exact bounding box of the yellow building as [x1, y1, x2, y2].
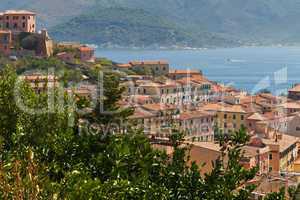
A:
[202, 103, 247, 134]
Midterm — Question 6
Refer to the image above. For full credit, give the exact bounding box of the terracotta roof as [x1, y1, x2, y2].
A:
[201, 103, 246, 113]
[247, 113, 265, 121]
[178, 110, 214, 121]
[129, 107, 156, 119]
[116, 63, 132, 68]
[258, 93, 278, 101]
[0, 30, 11, 34]
[189, 141, 221, 152]
[278, 102, 300, 109]
[129, 60, 169, 65]
[79, 46, 94, 52]
[21, 75, 58, 81]
[289, 84, 300, 92]
[3, 10, 36, 15]
[169, 70, 201, 75]
[261, 134, 298, 153]
[142, 103, 177, 112]
[129, 95, 153, 104]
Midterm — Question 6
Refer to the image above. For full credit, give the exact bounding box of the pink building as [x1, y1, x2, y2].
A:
[79, 46, 95, 62]
[0, 10, 36, 33]
[0, 30, 12, 55]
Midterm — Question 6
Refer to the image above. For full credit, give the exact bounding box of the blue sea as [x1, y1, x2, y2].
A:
[96, 47, 300, 94]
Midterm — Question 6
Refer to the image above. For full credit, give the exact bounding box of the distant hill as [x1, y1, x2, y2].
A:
[49, 7, 237, 48]
[2, 0, 300, 48]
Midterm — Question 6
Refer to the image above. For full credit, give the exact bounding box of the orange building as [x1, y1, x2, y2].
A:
[0, 30, 12, 55]
[0, 10, 36, 33]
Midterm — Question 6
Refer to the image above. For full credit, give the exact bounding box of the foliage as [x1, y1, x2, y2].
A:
[20, 34, 40, 51]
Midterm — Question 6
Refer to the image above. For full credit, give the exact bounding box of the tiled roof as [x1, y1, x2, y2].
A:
[289, 84, 300, 92]
[129, 107, 156, 119]
[79, 46, 94, 52]
[278, 102, 300, 109]
[261, 133, 298, 153]
[169, 69, 201, 75]
[129, 60, 168, 65]
[0, 30, 11, 34]
[142, 103, 177, 112]
[178, 110, 214, 120]
[3, 10, 36, 15]
[201, 103, 246, 113]
[247, 113, 265, 121]
[188, 141, 221, 152]
[116, 63, 132, 68]
[21, 75, 58, 81]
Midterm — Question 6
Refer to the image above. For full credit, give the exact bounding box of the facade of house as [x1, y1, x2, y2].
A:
[288, 84, 300, 100]
[131, 104, 179, 138]
[202, 103, 247, 134]
[0, 30, 11, 55]
[21, 74, 58, 93]
[177, 110, 215, 142]
[0, 10, 36, 33]
[168, 69, 202, 80]
[129, 60, 169, 76]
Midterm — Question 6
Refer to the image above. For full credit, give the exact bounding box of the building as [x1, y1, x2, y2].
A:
[261, 133, 298, 173]
[21, 74, 58, 93]
[133, 103, 179, 137]
[129, 60, 169, 76]
[0, 30, 11, 55]
[79, 46, 95, 62]
[0, 10, 36, 33]
[168, 69, 202, 80]
[288, 84, 300, 100]
[202, 103, 247, 134]
[177, 110, 215, 142]
[241, 137, 270, 175]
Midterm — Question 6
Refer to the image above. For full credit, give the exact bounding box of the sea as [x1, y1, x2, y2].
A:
[96, 47, 300, 94]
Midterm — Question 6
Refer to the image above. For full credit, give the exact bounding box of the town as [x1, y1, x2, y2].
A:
[1, 9, 300, 199]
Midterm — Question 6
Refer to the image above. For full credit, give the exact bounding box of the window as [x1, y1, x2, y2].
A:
[143, 89, 146, 94]
[13, 23, 17, 28]
[233, 123, 236, 128]
[6, 16, 9, 20]
[269, 167, 272, 172]
[224, 114, 227, 119]
[6, 23, 9, 28]
[241, 115, 244, 120]
[233, 114, 236, 120]
[23, 22, 26, 28]
[296, 127, 300, 131]
[269, 154, 272, 160]
[161, 89, 164, 94]
[22, 16, 26, 20]
[224, 123, 227, 128]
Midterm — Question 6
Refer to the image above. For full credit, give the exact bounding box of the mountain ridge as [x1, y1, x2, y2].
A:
[2, 0, 300, 48]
